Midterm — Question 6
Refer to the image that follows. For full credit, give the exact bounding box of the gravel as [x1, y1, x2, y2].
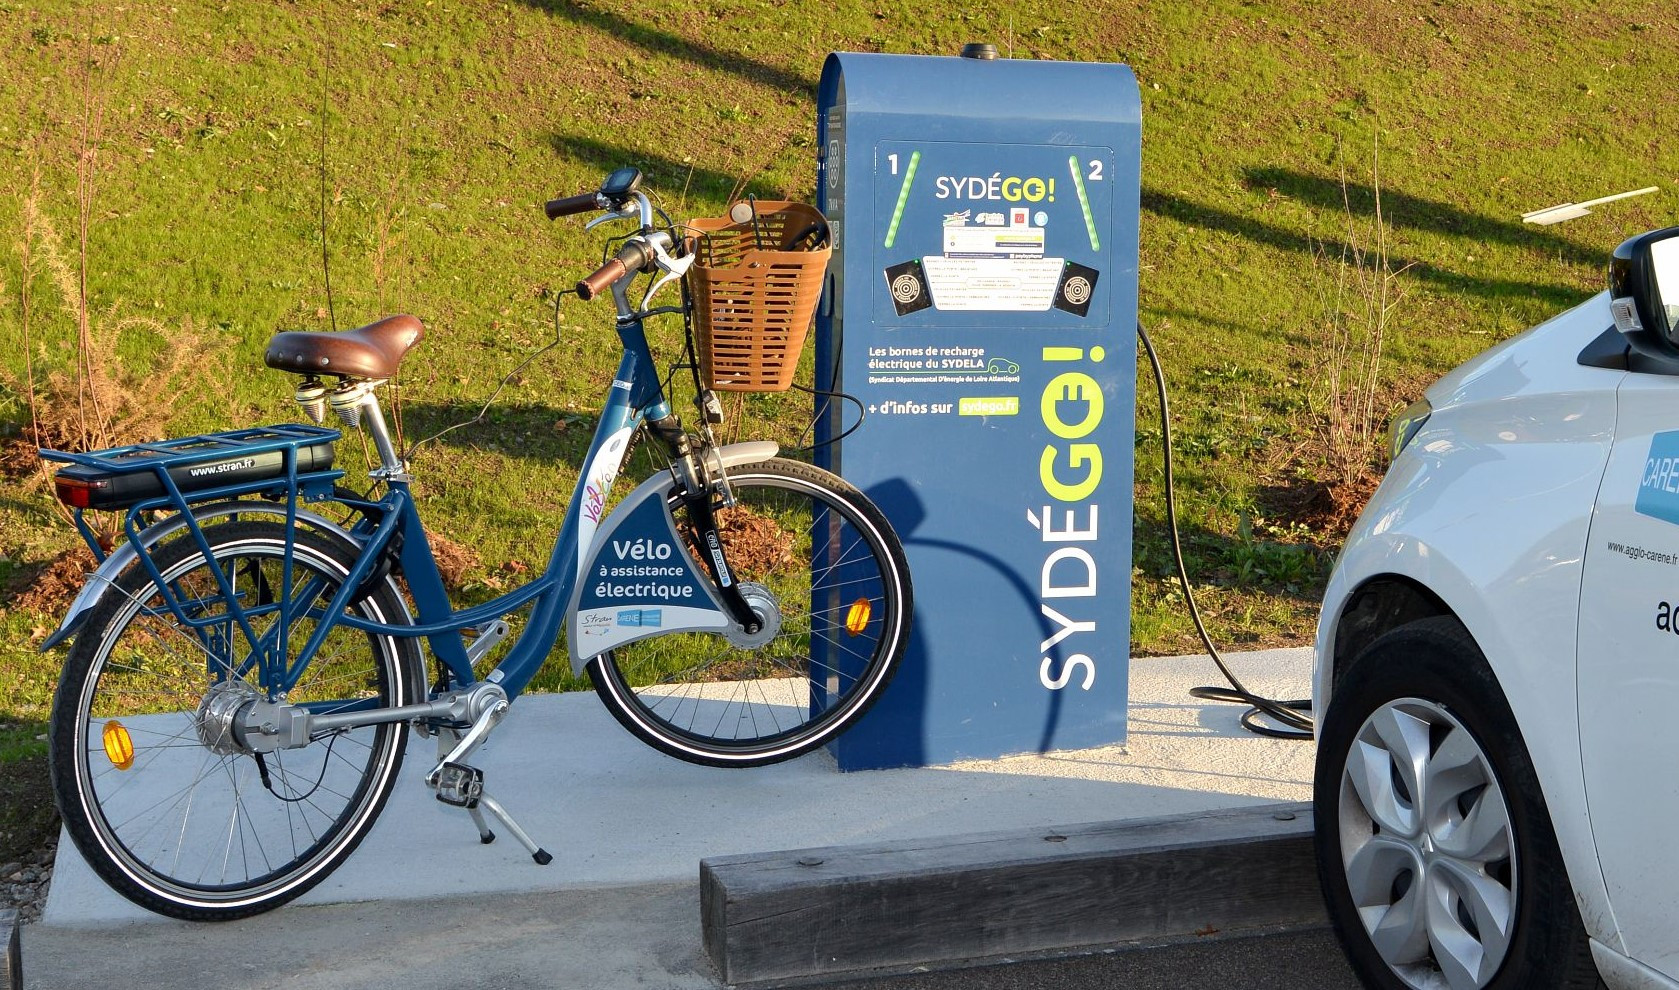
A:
[0, 839, 56, 924]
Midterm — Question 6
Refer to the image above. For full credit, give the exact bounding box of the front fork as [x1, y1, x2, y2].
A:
[645, 412, 762, 635]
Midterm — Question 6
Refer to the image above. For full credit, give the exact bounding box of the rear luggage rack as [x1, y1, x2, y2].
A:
[41, 424, 342, 511]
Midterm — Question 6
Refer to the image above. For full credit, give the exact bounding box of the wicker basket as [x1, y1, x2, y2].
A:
[686, 201, 830, 392]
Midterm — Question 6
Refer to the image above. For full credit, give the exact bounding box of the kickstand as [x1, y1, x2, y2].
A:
[467, 793, 553, 865]
[427, 700, 552, 866]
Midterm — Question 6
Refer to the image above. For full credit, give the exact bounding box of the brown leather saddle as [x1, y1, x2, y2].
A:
[264, 314, 424, 379]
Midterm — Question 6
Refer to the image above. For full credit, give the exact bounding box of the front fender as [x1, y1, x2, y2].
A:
[39, 502, 371, 651]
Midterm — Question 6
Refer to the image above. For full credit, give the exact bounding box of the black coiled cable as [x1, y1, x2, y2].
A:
[1136, 321, 1314, 740]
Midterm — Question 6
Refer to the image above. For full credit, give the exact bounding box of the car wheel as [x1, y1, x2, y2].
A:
[1313, 617, 1601, 990]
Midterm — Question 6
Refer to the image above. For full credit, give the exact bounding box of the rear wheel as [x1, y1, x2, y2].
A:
[590, 458, 911, 766]
[50, 520, 421, 920]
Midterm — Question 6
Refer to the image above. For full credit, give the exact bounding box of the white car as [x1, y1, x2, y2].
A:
[1313, 227, 1679, 990]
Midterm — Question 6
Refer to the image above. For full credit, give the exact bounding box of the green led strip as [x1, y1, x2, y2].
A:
[1069, 155, 1099, 251]
[883, 150, 920, 248]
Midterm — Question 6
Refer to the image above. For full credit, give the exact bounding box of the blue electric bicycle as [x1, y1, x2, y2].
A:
[37, 168, 912, 920]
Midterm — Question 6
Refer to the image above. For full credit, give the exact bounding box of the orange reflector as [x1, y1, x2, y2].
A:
[844, 598, 872, 636]
[102, 721, 135, 771]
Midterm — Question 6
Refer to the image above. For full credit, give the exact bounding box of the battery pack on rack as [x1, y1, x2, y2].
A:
[49, 425, 339, 510]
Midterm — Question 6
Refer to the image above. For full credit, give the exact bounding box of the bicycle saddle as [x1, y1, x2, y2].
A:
[264, 314, 424, 379]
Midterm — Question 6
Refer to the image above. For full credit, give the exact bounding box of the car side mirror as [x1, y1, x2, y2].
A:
[1610, 226, 1679, 345]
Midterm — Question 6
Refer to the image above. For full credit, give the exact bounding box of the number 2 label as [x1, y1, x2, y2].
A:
[1087, 159, 1104, 181]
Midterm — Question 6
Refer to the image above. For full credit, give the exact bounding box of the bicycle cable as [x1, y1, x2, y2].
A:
[402, 288, 574, 463]
[791, 381, 866, 452]
[1136, 319, 1314, 740]
[255, 731, 343, 804]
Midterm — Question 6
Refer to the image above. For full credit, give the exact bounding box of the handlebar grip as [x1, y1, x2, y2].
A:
[545, 193, 599, 220]
[576, 259, 629, 301]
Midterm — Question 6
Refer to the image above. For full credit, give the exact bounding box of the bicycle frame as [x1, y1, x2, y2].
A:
[328, 293, 674, 698]
[43, 246, 687, 717]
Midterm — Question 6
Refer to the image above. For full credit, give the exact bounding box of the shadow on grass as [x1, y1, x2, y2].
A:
[1132, 513, 1331, 608]
[1141, 183, 1594, 310]
[398, 400, 595, 465]
[515, 0, 817, 97]
[0, 719, 56, 867]
[545, 132, 799, 205]
[1243, 166, 1602, 268]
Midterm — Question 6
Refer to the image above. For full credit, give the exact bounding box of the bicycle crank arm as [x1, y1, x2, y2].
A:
[426, 696, 509, 783]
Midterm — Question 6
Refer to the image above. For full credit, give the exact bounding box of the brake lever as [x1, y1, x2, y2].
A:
[643, 236, 696, 302]
[585, 206, 639, 232]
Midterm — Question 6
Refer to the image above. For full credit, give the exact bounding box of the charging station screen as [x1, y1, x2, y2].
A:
[872, 141, 1114, 330]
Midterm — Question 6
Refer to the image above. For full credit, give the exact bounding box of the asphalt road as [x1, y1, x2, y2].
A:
[21, 880, 1362, 990]
[829, 928, 1361, 990]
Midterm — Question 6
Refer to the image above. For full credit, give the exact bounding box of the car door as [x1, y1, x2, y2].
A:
[1577, 370, 1679, 978]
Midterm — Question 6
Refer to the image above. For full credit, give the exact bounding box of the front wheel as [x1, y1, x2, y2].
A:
[50, 520, 422, 921]
[590, 458, 912, 767]
[1313, 617, 1602, 990]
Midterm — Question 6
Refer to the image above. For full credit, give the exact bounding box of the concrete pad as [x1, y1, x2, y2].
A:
[43, 647, 1313, 926]
[30, 648, 1315, 988]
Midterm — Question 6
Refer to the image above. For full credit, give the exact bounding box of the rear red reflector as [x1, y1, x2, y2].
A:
[54, 475, 109, 508]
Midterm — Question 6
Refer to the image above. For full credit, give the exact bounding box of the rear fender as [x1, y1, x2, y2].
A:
[39, 502, 386, 650]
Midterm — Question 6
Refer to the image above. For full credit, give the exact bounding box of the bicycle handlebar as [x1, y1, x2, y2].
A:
[577, 240, 653, 301]
[544, 193, 599, 220]
[577, 259, 627, 301]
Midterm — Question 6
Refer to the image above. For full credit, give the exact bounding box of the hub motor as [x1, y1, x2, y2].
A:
[723, 582, 782, 649]
[196, 679, 261, 756]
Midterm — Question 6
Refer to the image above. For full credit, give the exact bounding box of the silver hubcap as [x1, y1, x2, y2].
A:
[1338, 698, 1517, 990]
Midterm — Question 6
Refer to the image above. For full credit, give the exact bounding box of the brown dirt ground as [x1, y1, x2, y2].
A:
[0, 753, 56, 875]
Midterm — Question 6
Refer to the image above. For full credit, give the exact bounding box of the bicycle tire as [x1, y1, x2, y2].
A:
[50, 519, 422, 920]
[589, 457, 911, 767]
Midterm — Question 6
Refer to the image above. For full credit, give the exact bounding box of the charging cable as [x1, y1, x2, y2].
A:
[1136, 321, 1315, 740]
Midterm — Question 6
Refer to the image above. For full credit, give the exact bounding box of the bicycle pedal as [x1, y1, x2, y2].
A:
[433, 761, 484, 809]
[463, 619, 512, 665]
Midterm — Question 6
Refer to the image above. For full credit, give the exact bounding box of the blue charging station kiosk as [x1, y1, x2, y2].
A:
[815, 51, 1142, 770]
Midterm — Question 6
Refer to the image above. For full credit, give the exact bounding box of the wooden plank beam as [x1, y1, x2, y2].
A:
[2, 909, 18, 990]
[701, 802, 1322, 986]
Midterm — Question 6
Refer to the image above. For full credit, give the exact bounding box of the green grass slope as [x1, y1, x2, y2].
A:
[1, 0, 1675, 704]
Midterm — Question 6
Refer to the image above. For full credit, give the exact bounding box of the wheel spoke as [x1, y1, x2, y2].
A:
[1366, 705, 1430, 818]
[597, 463, 906, 762]
[1366, 880, 1430, 967]
[56, 520, 409, 918]
[1426, 858, 1513, 990]
[1345, 837, 1430, 965]
[1345, 734, 1416, 836]
[1439, 784, 1511, 865]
